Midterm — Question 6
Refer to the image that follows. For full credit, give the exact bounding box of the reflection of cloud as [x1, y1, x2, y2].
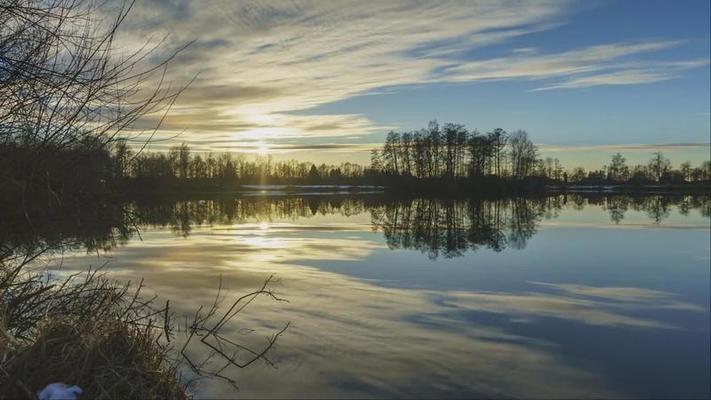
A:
[105, 1, 707, 150]
[50, 256, 621, 398]
[531, 282, 705, 311]
[105, 223, 382, 274]
[36, 216, 708, 397]
[438, 289, 696, 330]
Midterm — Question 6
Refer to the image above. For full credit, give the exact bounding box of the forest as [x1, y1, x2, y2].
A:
[368, 122, 711, 186]
[6, 126, 705, 203]
[106, 129, 711, 192]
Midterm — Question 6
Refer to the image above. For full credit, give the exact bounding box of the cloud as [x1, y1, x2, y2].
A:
[531, 58, 710, 91]
[109, 1, 707, 151]
[441, 41, 708, 91]
[142, 140, 381, 154]
[444, 41, 682, 81]
[176, 85, 289, 105]
[532, 69, 676, 91]
[539, 142, 711, 153]
[114, 0, 567, 144]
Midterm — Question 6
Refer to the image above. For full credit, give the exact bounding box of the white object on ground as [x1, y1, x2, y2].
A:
[37, 383, 83, 400]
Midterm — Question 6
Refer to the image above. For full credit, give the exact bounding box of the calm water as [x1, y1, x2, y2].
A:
[23, 193, 711, 398]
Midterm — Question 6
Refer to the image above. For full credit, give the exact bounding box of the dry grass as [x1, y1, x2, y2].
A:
[0, 256, 187, 399]
[0, 250, 288, 399]
[1, 318, 186, 399]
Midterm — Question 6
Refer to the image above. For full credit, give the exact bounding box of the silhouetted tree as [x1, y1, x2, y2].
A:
[607, 153, 630, 182]
[0, 0, 185, 207]
[509, 130, 537, 180]
[467, 131, 492, 177]
[648, 152, 671, 183]
[488, 128, 508, 177]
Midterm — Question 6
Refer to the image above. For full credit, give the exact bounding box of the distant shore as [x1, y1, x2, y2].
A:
[550, 183, 711, 194]
[111, 181, 711, 198]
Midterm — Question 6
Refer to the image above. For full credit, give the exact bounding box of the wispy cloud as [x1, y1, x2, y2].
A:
[532, 69, 675, 91]
[532, 58, 710, 91]
[442, 41, 709, 91]
[540, 142, 711, 153]
[112, 1, 707, 150]
[445, 41, 682, 81]
[144, 140, 381, 154]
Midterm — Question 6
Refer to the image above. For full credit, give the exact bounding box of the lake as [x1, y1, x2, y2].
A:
[22, 193, 710, 398]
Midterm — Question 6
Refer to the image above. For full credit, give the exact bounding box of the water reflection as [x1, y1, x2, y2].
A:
[3, 193, 709, 398]
[371, 197, 548, 258]
[2, 194, 707, 260]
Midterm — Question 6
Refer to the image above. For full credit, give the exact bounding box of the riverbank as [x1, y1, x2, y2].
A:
[0, 264, 188, 399]
[116, 179, 710, 197]
[550, 183, 711, 194]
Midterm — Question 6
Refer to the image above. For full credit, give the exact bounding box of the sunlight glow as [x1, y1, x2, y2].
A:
[257, 142, 269, 155]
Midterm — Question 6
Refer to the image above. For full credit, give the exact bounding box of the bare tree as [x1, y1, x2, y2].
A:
[0, 0, 189, 205]
[647, 152, 671, 182]
[607, 153, 629, 182]
[508, 130, 537, 180]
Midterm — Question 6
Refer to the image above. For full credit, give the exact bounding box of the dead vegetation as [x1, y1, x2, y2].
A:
[0, 248, 289, 399]
[0, 0, 290, 395]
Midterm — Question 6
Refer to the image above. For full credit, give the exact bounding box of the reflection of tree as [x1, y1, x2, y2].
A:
[508, 198, 539, 250]
[372, 194, 710, 258]
[1, 194, 707, 259]
[371, 197, 546, 259]
[640, 196, 670, 224]
[692, 195, 711, 218]
[0, 200, 137, 257]
[589, 194, 707, 224]
[603, 196, 629, 224]
[0, 196, 371, 255]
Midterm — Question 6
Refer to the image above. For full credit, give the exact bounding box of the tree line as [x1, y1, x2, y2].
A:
[108, 127, 710, 192]
[119, 142, 371, 185]
[369, 121, 711, 185]
[577, 151, 711, 185]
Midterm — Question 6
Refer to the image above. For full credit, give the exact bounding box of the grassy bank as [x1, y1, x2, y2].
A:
[0, 262, 188, 399]
[0, 253, 286, 399]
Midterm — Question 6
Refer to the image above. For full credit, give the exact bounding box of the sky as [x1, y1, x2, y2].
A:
[116, 0, 710, 169]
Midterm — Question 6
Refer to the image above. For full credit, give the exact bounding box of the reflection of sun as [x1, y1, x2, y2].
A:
[257, 142, 269, 155]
